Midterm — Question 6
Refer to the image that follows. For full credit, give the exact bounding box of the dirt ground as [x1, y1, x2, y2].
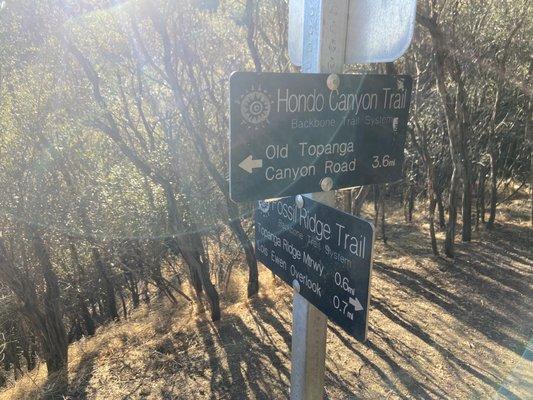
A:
[2, 199, 532, 400]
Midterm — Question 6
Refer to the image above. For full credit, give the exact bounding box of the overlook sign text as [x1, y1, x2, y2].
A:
[230, 72, 412, 202]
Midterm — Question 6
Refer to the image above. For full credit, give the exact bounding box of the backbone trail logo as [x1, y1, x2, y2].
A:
[238, 86, 273, 130]
[258, 200, 270, 214]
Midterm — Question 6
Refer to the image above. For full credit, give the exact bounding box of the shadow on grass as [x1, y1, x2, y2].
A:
[65, 346, 100, 400]
[372, 298, 505, 392]
[374, 262, 528, 357]
[381, 221, 532, 352]
[247, 297, 292, 351]
[195, 311, 291, 400]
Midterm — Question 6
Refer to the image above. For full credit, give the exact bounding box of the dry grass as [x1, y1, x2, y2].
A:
[0, 269, 280, 400]
[0, 302, 187, 400]
[1, 198, 531, 399]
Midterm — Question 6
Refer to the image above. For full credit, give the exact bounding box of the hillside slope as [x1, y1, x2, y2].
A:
[2, 200, 532, 400]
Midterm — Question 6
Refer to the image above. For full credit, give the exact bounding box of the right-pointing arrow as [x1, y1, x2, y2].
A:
[239, 155, 263, 174]
[349, 297, 364, 311]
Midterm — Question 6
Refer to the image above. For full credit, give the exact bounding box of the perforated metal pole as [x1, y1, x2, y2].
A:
[290, 1, 349, 399]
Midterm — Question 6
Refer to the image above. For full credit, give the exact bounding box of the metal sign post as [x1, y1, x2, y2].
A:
[290, 1, 348, 399]
[289, 0, 418, 66]
[228, 0, 417, 397]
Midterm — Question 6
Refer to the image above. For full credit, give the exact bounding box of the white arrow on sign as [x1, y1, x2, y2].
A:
[349, 297, 364, 311]
[239, 155, 263, 174]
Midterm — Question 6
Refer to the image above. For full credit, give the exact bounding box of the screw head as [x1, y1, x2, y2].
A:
[320, 177, 334, 192]
[292, 280, 301, 293]
[327, 74, 340, 91]
[295, 195, 304, 209]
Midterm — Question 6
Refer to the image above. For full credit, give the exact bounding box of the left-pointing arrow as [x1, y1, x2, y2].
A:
[239, 155, 263, 174]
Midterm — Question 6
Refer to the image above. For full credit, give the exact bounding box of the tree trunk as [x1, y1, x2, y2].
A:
[124, 270, 140, 309]
[436, 189, 446, 229]
[373, 185, 387, 243]
[461, 143, 473, 241]
[418, 12, 469, 256]
[380, 186, 387, 243]
[30, 229, 68, 399]
[476, 165, 487, 227]
[141, 280, 150, 305]
[403, 161, 415, 223]
[43, 353, 68, 400]
[69, 244, 96, 336]
[98, 300, 105, 317]
[167, 237, 203, 299]
[444, 165, 460, 258]
[227, 201, 259, 297]
[119, 289, 128, 319]
[164, 186, 220, 321]
[176, 238, 220, 320]
[228, 214, 259, 297]
[91, 248, 119, 321]
[130, 282, 140, 309]
[527, 100, 533, 226]
[22, 339, 37, 372]
[462, 170, 473, 240]
[406, 184, 415, 223]
[525, 61, 533, 225]
[411, 111, 439, 255]
[6, 342, 22, 380]
[193, 247, 221, 321]
[487, 151, 498, 229]
[429, 195, 438, 256]
[352, 186, 369, 216]
[427, 163, 439, 256]
[78, 296, 95, 336]
[342, 190, 352, 213]
[373, 186, 379, 228]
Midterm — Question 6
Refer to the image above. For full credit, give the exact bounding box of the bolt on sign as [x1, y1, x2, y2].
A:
[229, 72, 412, 202]
[255, 196, 375, 341]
